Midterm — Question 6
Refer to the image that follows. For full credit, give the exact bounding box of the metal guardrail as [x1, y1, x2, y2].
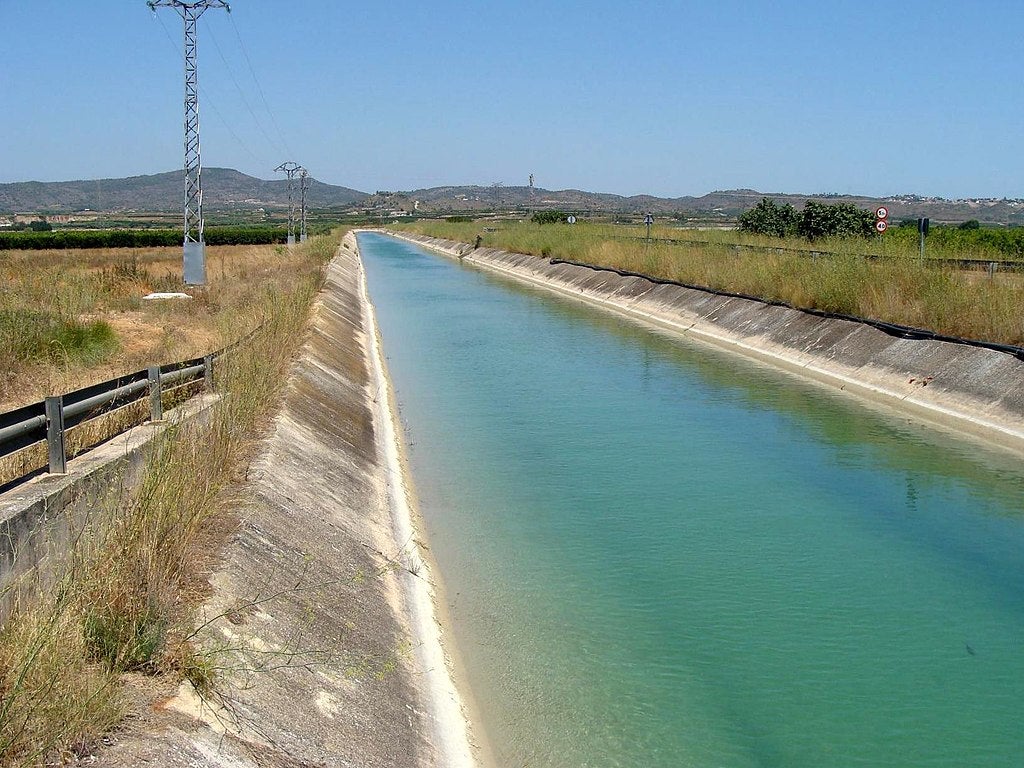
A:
[0, 325, 267, 488]
[0, 355, 214, 481]
[0, 322, 264, 487]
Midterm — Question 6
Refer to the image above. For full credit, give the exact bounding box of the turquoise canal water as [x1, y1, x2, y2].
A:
[358, 232, 1024, 768]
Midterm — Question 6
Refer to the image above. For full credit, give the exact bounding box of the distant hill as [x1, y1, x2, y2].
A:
[391, 185, 1024, 225]
[3, 169, 1023, 225]
[0, 168, 368, 214]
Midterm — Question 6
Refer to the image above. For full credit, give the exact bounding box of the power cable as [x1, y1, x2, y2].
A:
[203, 16, 286, 159]
[228, 13, 293, 159]
[152, 11, 262, 166]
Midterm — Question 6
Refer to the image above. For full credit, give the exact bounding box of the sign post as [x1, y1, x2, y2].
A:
[918, 217, 929, 261]
[644, 213, 654, 243]
[874, 206, 889, 235]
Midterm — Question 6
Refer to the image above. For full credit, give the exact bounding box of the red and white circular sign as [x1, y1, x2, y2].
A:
[875, 206, 889, 220]
[875, 219, 888, 233]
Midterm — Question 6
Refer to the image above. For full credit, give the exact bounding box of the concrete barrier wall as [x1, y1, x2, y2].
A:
[390, 232, 1024, 452]
[0, 394, 217, 620]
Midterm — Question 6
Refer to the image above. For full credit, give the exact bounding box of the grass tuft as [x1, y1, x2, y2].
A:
[0, 231, 342, 765]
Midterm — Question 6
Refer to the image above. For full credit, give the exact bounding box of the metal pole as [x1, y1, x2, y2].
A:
[45, 396, 66, 475]
[299, 168, 309, 242]
[274, 161, 301, 245]
[148, 366, 164, 421]
[148, 1, 231, 286]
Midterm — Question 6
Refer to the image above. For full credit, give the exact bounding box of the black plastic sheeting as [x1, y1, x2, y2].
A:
[549, 257, 1024, 363]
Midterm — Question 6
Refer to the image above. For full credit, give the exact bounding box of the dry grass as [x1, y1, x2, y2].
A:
[0, 232, 341, 766]
[0, 243, 305, 411]
[396, 221, 1024, 346]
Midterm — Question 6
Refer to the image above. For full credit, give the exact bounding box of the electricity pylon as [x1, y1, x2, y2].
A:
[299, 168, 309, 242]
[274, 162, 302, 245]
[148, 0, 230, 285]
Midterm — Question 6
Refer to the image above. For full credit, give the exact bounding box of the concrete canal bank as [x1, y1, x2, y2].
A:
[96, 235, 477, 767]
[389, 231, 1024, 452]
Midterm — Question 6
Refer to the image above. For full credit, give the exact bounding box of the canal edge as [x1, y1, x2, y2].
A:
[387, 230, 1024, 456]
[353, 230, 496, 768]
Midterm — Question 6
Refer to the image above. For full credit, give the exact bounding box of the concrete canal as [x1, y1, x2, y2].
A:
[358, 232, 1024, 768]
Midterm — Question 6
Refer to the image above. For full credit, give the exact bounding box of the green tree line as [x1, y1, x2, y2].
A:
[739, 198, 1024, 259]
[0, 226, 291, 250]
[738, 198, 875, 239]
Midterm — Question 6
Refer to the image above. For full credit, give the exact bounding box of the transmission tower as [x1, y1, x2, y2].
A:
[274, 162, 302, 245]
[299, 168, 309, 242]
[148, 0, 230, 286]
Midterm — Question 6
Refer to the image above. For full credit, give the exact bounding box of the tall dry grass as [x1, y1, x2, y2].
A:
[0, 232, 341, 766]
[0, 243, 308, 411]
[396, 221, 1024, 346]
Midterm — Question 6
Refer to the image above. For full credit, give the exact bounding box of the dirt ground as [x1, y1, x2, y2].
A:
[0, 244, 296, 411]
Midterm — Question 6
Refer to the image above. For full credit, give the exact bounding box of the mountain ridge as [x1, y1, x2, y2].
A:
[3, 170, 1023, 225]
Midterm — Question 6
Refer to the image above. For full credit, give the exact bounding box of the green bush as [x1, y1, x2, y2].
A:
[0, 309, 119, 364]
[740, 198, 874, 240]
[738, 198, 798, 237]
[531, 210, 569, 225]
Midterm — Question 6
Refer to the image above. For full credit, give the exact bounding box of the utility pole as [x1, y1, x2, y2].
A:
[148, 0, 230, 286]
[274, 162, 302, 245]
[299, 168, 309, 242]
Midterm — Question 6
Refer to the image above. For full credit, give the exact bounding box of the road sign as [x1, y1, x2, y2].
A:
[875, 220, 888, 233]
[875, 206, 889, 220]
[644, 214, 654, 225]
[567, 215, 577, 224]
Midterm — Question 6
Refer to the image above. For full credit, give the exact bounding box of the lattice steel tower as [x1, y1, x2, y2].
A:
[299, 168, 309, 242]
[148, 0, 230, 285]
[274, 162, 302, 245]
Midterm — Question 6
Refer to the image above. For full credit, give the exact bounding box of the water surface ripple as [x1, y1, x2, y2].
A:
[359, 232, 1024, 768]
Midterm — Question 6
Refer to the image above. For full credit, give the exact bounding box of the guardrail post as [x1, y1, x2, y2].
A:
[204, 355, 214, 390]
[148, 366, 163, 422]
[45, 396, 66, 474]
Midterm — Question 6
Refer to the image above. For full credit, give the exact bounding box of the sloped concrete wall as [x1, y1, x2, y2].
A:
[391, 232, 1024, 451]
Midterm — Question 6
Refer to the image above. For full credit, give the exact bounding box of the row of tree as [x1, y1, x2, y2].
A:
[738, 198, 876, 239]
[739, 198, 1024, 256]
[0, 226, 291, 250]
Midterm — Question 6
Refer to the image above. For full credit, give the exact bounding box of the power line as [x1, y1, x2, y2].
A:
[152, 10, 261, 165]
[229, 13, 293, 159]
[203, 17, 285, 159]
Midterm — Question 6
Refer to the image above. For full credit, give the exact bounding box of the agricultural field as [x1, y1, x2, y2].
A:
[0, 241, 321, 411]
[395, 220, 1024, 347]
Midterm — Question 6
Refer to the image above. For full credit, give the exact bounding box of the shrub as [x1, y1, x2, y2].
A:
[740, 198, 875, 240]
[738, 198, 799, 237]
[531, 210, 568, 225]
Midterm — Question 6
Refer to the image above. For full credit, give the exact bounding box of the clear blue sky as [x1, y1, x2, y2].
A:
[2, 0, 1022, 199]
